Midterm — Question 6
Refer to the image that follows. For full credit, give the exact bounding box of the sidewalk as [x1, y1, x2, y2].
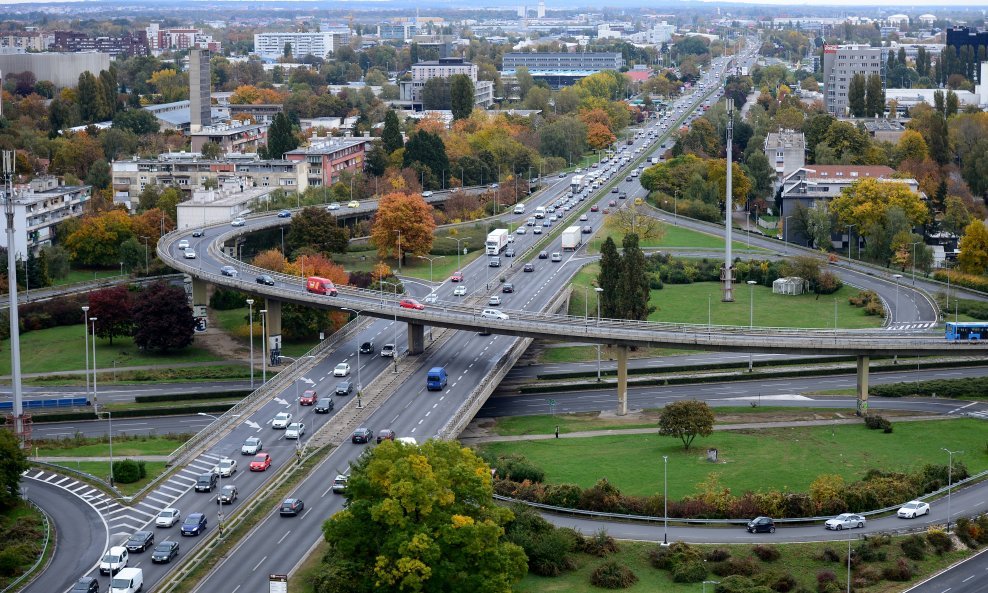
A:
[0, 360, 246, 381]
[458, 414, 950, 444]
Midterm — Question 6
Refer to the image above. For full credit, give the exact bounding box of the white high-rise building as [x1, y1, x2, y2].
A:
[253, 31, 351, 61]
[537, 1, 546, 18]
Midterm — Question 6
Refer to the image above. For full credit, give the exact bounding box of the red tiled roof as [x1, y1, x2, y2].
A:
[625, 70, 652, 82]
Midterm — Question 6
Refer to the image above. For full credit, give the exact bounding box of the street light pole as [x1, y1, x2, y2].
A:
[846, 225, 856, 261]
[892, 274, 902, 323]
[381, 280, 401, 373]
[341, 307, 364, 408]
[747, 280, 757, 372]
[82, 306, 90, 402]
[246, 298, 255, 389]
[91, 315, 111, 485]
[662, 455, 669, 546]
[909, 241, 921, 285]
[140, 236, 149, 275]
[396, 230, 402, 273]
[416, 255, 445, 284]
[942, 447, 963, 532]
[453, 237, 472, 273]
[784, 215, 793, 255]
[260, 309, 267, 383]
[595, 287, 603, 382]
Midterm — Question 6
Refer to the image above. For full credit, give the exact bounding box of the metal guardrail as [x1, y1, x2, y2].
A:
[0, 273, 184, 309]
[2, 498, 52, 593]
[494, 468, 988, 526]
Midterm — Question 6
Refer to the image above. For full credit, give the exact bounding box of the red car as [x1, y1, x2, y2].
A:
[249, 453, 271, 472]
[450, 271, 463, 282]
[299, 390, 317, 406]
[608, 199, 617, 207]
[590, 205, 599, 212]
[399, 298, 425, 310]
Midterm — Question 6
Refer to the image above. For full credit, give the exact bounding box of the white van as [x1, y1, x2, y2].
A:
[513, 203, 525, 214]
[396, 437, 418, 445]
[111, 567, 144, 593]
[100, 546, 129, 575]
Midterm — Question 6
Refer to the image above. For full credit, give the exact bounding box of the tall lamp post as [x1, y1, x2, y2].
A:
[846, 225, 856, 261]
[783, 215, 793, 255]
[453, 237, 473, 273]
[662, 455, 669, 546]
[381, 280, 401, 373]
[260, 309, 267, 384]
[892, 274, 902, 323]
[395, 230, 402, 273]
[82, 306, 90, 402]
[139, 236, 149, 275]
[595, 287, 603, 382]
[416, 255, 445, 284]
[246, 299, 255, 389]
[91, 315, 111, 485]
[942, 447, 963, 532]
[747, 280, 757, 372]
[341, 307, 364, 408]
[909, 241, 922, 285]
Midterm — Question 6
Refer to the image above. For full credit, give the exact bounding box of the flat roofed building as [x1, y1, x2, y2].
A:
[822, 44, 886, 116]
[284, 136, 370, 188]
[189, 119, 267, 154]
[1, 176, 90, 255]
[253, 31, 351, 61]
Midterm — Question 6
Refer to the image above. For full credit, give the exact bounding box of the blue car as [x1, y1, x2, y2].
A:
[277, 210, 292, 218]
[181, 513, 207, 536]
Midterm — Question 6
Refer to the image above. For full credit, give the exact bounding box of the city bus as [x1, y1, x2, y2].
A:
[945, 321, 988, 341]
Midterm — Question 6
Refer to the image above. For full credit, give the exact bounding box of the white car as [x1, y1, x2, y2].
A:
[99, 546, 128, 575]
[480, 308, 509, 320]
[155, 508, 181, 528]
[217, 458, 237, 477]
[898, 500, 930, 519]
[333, 363, 350, 377]
[272, 412, 292, 429]
[422, 191, 434, 197]
[515, 227, 527, 235]
[285, 422, 305, 439]
[327, 202, 341, 210]
[453, 285, 467, 296]
[241, 437, 262, 454]
[824, 513, 865, 530]
[231, 217, 246, 227]
[488, 295, 501, 306]
[183, 249, 197, 259]
[177, 239, 190, 250]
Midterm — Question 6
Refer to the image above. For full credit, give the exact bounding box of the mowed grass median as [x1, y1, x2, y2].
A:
[478, 418, 987, 499]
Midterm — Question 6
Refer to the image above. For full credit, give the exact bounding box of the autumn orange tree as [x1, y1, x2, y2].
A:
[283, 253, 349, 284]
[229, 85, 286, 105]
[252, 248, 288, 273]
[131, 208, 175, 243]
[64, 209, 133, 266]
[586, 122, 616, 150]
[281, 254, 350, 338]
[370, 192, 437, 262]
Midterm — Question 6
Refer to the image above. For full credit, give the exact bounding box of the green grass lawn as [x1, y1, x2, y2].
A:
[516, 539, 970, 593]
[213, 307, 316, 359]
[333, 244, 485, 284]
[51, 268, 121, 286]
[566, 265, 881, 329]
[0, 324, 223, 376]
[45, 461, 169, 496]
[584, 217, 762, 252]
[540, 345, 692, 364]
[36, 435, 187, 457]
[479, 418, 988, 499]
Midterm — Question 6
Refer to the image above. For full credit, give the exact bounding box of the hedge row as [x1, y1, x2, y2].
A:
[519, 358, 988, 394]
[489, 453, 966, 519]
[870, 377, 988, 399]
[932, 269, 988, 294]
[29, 402, 235, 423]
[134, 390, 251, 403]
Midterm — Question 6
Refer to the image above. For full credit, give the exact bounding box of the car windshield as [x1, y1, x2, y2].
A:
[160, 509, 176, 517]
[102, 553, 121, 562]
[184, 516, 199, 525]
[288, 423, 301, 430]
[154, 543, 171, 551]
[275, 413, 289, 420]
[904, 502, 920, 509]
[111, 577, 133, 588]
[245, 438, 259, 445]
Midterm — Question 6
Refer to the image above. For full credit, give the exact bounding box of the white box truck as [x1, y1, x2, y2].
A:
[561, 226, 582, 251]
[485, 229, 510, 255]
[570, 175, 585, 195]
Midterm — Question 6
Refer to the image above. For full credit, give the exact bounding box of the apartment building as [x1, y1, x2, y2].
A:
[822, 44, 886, 117]
[51, 30, 149, 57]
[253, 31, 351, 61]
[378, 22, 417, 40]
[398, 57, 495, 109]
[0, 177, 90, 256]
[111, 154, 308, 211]
[501, 52, 625, 88]
[145, 24, 221, 55]
[284, 136, 370, 188]
[0, 31, 52, 52]
[763, 130, 806, 182]
[190, 120, 268, 154]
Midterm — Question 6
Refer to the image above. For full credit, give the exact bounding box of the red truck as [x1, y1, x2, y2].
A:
[306, 276, 338, 296]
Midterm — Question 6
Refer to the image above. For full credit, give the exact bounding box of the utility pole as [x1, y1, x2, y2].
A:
[721, 98, 735, 302]
[2, 150, 26, 445]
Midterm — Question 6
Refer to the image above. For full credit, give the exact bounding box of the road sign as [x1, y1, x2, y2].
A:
[269, 574, 288, 593]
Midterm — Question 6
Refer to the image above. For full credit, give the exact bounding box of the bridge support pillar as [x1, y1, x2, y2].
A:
[264, 298, 283, 363]
[191, 278, 209, 332]
[616, 345, 629, 416]
[856, 355, 869, 416]
[407, 323, 425, 355]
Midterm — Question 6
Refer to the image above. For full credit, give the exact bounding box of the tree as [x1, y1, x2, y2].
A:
[613, 206, 665, 243]
[586, 122, 616, 150]
[85, 160, 111, 191]
[829, 178, 929, 239]
[597, 237, 621, 319]
[743, 150, 774, 201]
[539, 117, 588, 160]
[264, 112, 298, 159]
[200, 141, 223, 160]
[658, 400, 715, 451]
[960, 139, 988, 199]
[78, 71, 109, 123]
[617, 234, 651, 321]
[894, 130, 928, 165]
[87, 286, 133, 345]
[403, 130, 449, 190]
[252, 248, 288, 272]
[514, 66, 535, 98]
[365, 144, 390, 177]
[450, 74, 474, 121]
[131, 281, 196, 353]
[0, 429, 30, 510]
[64, 210, 133, 266]
[320, 440, 527, 593]
[848, 73, 866, 117]
[382, 110, 404, 153]
[287, 207, 350, 255]
[958, 221, 988, 275]
[805, 202, 834, 250]
[112, 109, 160, 135]
[371, 192, 437, 261]
[942, 196, 973, 237]
[865, 74, 885, 118]
[421, 77, 451, 110]
[40, 245, 70, 280]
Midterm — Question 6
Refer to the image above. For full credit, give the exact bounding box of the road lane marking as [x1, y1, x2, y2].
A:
[252, 556, 267, 571]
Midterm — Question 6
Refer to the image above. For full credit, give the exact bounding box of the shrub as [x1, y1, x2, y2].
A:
[111, 458, 142, 483]
[706, 547, 732, 562]
[752, 545, 781, 562]
[589, 560, 639, 589]
[647, 544, 674, 569]
[543, 483, 583, 508]
[815, 271, 843, 294]
[854, 565, 883, 587]
[926, 528, 954, 554]
[209, 288, 248, 310]
[759, 571, 798, 592]
[816, 570, 840, 593]
[852, 541, 886, 563]
[863, 414, 893, 432]
[712, 556, 759, 577]
[900, 534, 927, 560]
[580, 529, 619, 557]
[818, 548, 841, 563]
[672, 559, 709, 583]
[882, 558, 914, 581]
[526, 528, 579, 576]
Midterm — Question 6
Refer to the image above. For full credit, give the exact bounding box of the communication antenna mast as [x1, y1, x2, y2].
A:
[2, 150, 28, 447]
[721, 98, 735, 302]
